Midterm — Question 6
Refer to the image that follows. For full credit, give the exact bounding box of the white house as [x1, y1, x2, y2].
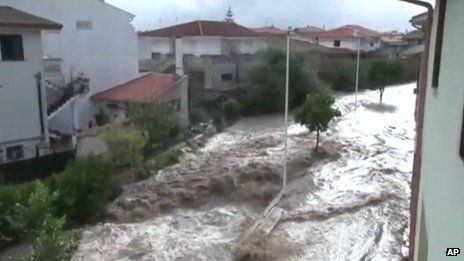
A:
[138, 20, 267, 108]
[309, 25, 382, 52]
[2, 0, 139, 133]
[0, 6, 62, 164]
[408, 0, 464, 260]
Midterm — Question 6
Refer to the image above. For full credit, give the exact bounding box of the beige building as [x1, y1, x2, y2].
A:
[408, 0, 464, 260]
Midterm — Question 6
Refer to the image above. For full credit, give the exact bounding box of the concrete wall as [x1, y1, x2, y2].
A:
[416, 0, 464, 259]
[160, 76, 190, 126]
[3, 0, 139, 130]
[0, 28, 46, 162]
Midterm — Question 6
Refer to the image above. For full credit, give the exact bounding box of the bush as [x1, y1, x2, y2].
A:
[49, 156, 121, 224]
[0, 182, 36, 249]
[147, 149, 183, 171]
[103, 126, 147, 168]
[25, 214, 79, 261]
[224, 99, 241, 121]
[12, 182, 58, 237]
[189, 108, 210, 126]
[130, 102, 179, 148]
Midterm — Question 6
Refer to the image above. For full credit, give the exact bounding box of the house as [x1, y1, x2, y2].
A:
[376, 32, 409, 58]
[402, 30, 425, 55]
[408, 0, 464, 260]
[91, 73, 189, 127]
[252, 25, 329, 73]
[309, 24, 382, 52]
[138, 20, 268, 108]
[0, 6, 64, 164]
[2, 0, 139, 134]
[292, 25, 325, 43]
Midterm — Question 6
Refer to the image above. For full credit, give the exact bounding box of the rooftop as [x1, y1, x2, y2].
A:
[309, 24, 380, 40]
[139, 20, 262, 38]
[0, 6, 62, 30]
[252, 25, 287, 36]
[91, 73, 185, 104]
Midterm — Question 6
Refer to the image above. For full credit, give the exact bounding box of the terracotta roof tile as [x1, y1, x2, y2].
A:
[91, 73, 181, 104]
[252, 26, 287, 36]
[139, 20, 262, 38]
[0, 6, 62, 30]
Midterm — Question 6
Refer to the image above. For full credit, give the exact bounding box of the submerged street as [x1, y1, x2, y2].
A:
[73, 83, 416, 260]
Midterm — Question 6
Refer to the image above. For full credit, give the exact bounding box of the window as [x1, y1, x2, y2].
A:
[370, 42, 374, 47]
[221, 73, 233, 82]
[151, 52, 161, 60]
[432, 0, 447, 88]
[168, 99, 181, 111]
[333, 40, 341, 47]
[6, 145, 24, 161]
[0, 35, 24, 61]
[76, 20, 93, 30]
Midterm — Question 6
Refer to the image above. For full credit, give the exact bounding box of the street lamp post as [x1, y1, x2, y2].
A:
[283, 27, 291, 191]
[355, 37, 361, 107]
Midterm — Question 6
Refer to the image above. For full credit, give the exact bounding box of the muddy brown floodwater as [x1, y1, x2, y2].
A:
[72, 83, 416, 261]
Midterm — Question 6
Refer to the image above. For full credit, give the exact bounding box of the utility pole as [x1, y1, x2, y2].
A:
[355, 37, 361, 107]
[283, 27, 291, 191]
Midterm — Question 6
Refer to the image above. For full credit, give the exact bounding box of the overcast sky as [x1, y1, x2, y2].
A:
[106, 0, 433, 32]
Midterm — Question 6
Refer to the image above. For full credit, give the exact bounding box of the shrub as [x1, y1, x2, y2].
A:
[103, 126, 147, 168]
[368, 59, 406, 103]
[224, 99, 241, 121]
[147, 149, 183, 171]
[49, 156, 121, 224]
[12, 182, 58, 237]
[25, 214, 79, 261]
[0, 182, 36, 249]
[130, 102, 179, 148]
[189, 108, 210, 126]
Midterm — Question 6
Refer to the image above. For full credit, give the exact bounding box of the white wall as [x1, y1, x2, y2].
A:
[0, 28, 45, 162]
[318, 38, 380, 51]
[417, 0, 464, 259]
[143, 36, 267, 57]
[138, 36, 172, 59]
[3, 0, 139, 130]
[0, 29, 43, 144]
[183, 37, 222, 56]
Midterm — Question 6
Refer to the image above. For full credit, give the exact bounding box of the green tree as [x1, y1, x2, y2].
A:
[224, 98, 241, 121]
[130, 102, 179, 148]
[242, 48, 318, 115]
[103, 125, 147, 168]
[295, 87, 341, 151]
[368, 59, 405, 103]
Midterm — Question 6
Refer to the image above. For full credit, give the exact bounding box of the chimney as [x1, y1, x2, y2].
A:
[175, 37, 184, 76]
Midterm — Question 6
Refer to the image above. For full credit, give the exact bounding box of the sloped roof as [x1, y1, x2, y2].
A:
[92, 73, 183, 104]
[294, 26, 325, 33]
[252, 25, 287, 36]
[0, 6, 62, 30]
[139, 20, 262, 38]
[403, 29, 424, 40]
[309, 24, 379, 40]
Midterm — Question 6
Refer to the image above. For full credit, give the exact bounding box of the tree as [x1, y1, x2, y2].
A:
[241, 48, 318, 115]
[368, 59, 405, 103]
[129, 102, 179, 148]
[295, 86, 341, 152]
